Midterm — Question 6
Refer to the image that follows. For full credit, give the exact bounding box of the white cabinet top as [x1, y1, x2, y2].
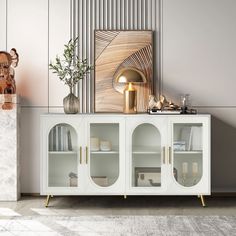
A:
[41, 113, 211, 118]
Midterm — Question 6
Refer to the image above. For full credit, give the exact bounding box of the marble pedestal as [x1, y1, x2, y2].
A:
[0, 97, 20, 201]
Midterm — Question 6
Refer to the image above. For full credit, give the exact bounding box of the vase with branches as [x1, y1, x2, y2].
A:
[49, 37, 93, 114]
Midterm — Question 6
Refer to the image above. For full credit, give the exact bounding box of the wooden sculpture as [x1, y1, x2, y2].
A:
[0, 48, 19, 94]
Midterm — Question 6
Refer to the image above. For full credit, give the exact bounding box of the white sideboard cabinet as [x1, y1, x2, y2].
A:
[40, 114, 210, 207]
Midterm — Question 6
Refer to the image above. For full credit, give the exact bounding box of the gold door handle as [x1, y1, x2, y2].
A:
[162, 147, 166, 164]
[168, 146, 172, 164]
[86, 146, 88, 164]
[80, 146, 82, 164]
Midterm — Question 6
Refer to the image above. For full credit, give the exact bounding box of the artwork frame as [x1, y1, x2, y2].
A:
[94, 30, 153, 113]
[135, 167, 161, 187]
[135, 167, 178, 187]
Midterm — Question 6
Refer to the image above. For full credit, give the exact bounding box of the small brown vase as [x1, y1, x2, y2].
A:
[63, 92, 80, 114]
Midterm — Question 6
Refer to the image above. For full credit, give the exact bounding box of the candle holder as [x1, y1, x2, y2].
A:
[192, 173, 198, 185]
[192, 162, 198, 185]
[182, 173, 187, 186]
[180, 94, 190, 114]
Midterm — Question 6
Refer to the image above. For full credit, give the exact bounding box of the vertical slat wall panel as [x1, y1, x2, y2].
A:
[72, 0, 160, 113]
[0, 0, 7, 50]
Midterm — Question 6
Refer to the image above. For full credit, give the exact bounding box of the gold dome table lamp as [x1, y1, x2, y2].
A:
[115, 68, 146, 114]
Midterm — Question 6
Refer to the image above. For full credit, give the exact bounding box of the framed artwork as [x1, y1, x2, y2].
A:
[135, 167, 161, 187]
[94, 30, 153, 113]
[135, 167, 178, 187]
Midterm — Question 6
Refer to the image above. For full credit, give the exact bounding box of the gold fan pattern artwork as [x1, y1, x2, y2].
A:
[95, 31, 153, 113]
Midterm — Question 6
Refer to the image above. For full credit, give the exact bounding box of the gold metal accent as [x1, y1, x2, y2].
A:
[168, 146, 172, 164]
[80, 146, 82, 164]
[166, 146, 169, 164]
[199, 195, 206, 207]
[115, 67, 147, 83]
[124, 85, 137, 114]
[45, 195, 52, 207]
[86, 146, 88, 164]
[162, 147, 166, 164]
[124, 195, 127, 199]
[116, 67, 147, 114]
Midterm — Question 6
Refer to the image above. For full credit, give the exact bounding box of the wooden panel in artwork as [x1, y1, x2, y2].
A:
[95, 31, 153, 113]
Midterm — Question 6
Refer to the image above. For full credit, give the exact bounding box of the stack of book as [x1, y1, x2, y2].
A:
[48, 125, 73, 151]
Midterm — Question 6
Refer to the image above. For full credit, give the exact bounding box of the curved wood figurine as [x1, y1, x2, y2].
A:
[148, 94, 179, 111]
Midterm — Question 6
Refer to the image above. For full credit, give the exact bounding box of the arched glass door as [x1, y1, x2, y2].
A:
[89, 123, 120, 187]
[172, 123, 203, 187]
[132, 123, 162, 187]
[48, 123, 78, 187]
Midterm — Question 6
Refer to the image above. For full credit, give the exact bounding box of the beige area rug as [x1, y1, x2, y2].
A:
[0, 215, 235, 236]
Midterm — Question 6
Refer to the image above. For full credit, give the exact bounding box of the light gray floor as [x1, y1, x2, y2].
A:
[0, 196, 236, 217]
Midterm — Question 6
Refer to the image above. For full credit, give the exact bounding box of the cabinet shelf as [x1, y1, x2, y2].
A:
[90, 151, 119, 154]
[132, 146, 161, 155]
[174, 151, 202, 155]
[49, 151, 77, 155]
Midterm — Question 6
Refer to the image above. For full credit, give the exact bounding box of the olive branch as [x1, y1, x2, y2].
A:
[49, 37, 93, 93]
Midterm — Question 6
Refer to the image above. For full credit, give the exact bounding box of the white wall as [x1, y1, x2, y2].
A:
[0, 0, 71, 193]
[1, 0, 236, 193]
[163, 0, 236, 192]
[0, 0, 6, 50]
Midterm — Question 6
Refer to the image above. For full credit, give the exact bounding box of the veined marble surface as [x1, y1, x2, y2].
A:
[0, 106, 20, 201]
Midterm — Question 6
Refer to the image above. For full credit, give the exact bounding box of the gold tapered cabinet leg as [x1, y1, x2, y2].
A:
[45, 195, 52, 207]
[199, 195, 206, 207]
[124, 195, 127, 199]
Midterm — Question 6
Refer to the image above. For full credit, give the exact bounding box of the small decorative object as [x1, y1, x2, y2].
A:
[180, 94, 190, 114]
[135, 167, 178, 187]
[182, 162, 188, 186]
[180, 94, 197, 114]
[92, 176, 108, 187]
[69, 172, 77, 187]
[95, 30, 153, 113]
[190, 126, 202, 151]
[180, 126, 192, 151]
[100, 140, 112, 151]
[135, 167, 161, 187]
[0, 49, 19, 110]
[192, 162, 198, 185]
[173, 141, 186, 151]
[148, 94, 180, 114]
[90, 137, 100, 151]
[148, 95, 159, 109]
[49, 37, 93, 114]
[115, 68, 146, 113]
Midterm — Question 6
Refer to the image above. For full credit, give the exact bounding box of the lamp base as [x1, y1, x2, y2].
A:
[123, 89, 137, 114]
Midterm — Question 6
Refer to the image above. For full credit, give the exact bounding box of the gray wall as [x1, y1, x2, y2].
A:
[163, 0, 236, 192]
[0, 0, 236, 193]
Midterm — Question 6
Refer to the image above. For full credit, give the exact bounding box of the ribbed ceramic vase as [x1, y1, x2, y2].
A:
[63, 92, 80, 114]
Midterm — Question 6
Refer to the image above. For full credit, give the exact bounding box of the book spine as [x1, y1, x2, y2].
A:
[52, 126, 56, 151]
[49, 129, 53, 151]
[58, 125, 62, 151]
[68, 130, 72, 151]
[64, 126, 68, 151]
[55, 125, 59, 151]
[61, 126, 64, 151]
